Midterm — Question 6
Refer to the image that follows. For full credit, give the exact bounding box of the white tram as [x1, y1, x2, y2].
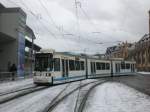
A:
[33, 49, 136, 85]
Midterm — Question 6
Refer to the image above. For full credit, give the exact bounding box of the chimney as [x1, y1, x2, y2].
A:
[149, 10, 150, 35]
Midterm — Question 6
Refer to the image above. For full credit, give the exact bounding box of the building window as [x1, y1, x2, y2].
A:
[54, 58, 60, 71]
[69, 60, 75, 71]
[75, 60, 80, 70]
[80, 61, 85, 70]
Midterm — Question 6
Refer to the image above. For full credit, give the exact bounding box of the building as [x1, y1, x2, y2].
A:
[105, 42, 134, 60]
[105, 10, 150, 71]
[0, 4, 41, 77]
[134, 34, 150, 71]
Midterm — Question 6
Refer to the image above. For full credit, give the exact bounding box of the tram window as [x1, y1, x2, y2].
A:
[101, 63, 105, 70]
[96, 62, 101, 70]
[80, 61, 85, 70]
[106, 63, 110, 70]
[75, 61, 80, 70]
[54, 58, 60, 71]
[126, 63, 130, 69]
[69, 60, 75, 70]
[121, 63, 125, 69]
[35, 57, 48, 71]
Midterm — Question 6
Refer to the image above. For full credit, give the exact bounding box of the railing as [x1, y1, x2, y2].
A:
[0, 71, 32, 82]
[0, 72, 16, 81]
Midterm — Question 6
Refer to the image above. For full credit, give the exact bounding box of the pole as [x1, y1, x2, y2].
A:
[31, 35, 34, 77]
[149, 10, 150, 34]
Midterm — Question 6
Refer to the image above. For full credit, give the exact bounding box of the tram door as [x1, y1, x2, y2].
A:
[115, 63, 120, 73]
[131, 64, 135, 72]
[91, 62, 96, 75]
[62, 59, 69, 77]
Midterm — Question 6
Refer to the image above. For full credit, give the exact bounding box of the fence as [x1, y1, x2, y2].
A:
[0, 71, 32, 82]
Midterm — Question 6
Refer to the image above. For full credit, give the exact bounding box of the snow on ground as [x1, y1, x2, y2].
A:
[84, 82, 150, 112]
[138, 72, 150, 75]
[0, 80, 89, 112]
[0, 83, 68, 112]
[51, 90, 79, 112]
[0, 78, 34, 94]
[51, 79, 103, 112]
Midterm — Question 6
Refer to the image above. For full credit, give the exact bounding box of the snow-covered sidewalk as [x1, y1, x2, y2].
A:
[138, 72, 150, 75]
[84, 82, 150, 112]
[0, 78, 34, 94]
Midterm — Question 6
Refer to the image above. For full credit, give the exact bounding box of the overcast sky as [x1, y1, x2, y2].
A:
[1, 0, 150, 54]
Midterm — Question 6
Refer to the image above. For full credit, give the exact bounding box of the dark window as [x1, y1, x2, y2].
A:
[80, 61, 85, 70]
[126, 63, 130, 69]
[54, 58, 60, 71]
[106, 63, 110, 70]
[96, 62, 101, 70]
[69, 60, 75, 71]
[121, 63, 125, 69]
[35, 57, 52, 71]
[101, 63, 105, 70]
[75, 61, 80, 70]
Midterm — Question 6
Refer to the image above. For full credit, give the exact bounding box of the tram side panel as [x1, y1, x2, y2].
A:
[95, 60, 111, 77]
[87, 59, 111, 78]
[112, 61, 136, 76]
[68, 58, 86, 81]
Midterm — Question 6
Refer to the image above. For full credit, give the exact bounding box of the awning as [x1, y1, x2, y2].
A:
[25, 39, 41, 51]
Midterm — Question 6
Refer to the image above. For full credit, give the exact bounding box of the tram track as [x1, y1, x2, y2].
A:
[0, 85, 48, 104]
[77, 81, 106, 112]
[43, 80, 105, 112]
[0, 85, 37, 96]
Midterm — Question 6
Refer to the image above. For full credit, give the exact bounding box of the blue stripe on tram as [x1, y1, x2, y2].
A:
[53, 75, 85, 81]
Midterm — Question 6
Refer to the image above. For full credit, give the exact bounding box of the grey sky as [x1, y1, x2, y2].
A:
[1, 0, 150, 54]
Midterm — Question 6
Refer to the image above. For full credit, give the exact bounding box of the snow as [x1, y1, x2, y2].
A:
[84, 82, 150, 112]
[51, 90, 79, 112]
[51, 79, 103, 112]
[138, 72, 150, 75]
[0, 80, 86, 112]
[2, 79, 150, 112]
[0, 84, 68, 112]
[0, 78, 34, 94]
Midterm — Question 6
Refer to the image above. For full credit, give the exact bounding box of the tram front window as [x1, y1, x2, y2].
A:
[35, 53, 53, 71]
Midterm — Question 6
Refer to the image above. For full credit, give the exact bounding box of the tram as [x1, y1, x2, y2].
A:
[33, 49, 136, 85]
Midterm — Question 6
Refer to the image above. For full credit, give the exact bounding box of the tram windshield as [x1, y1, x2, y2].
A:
[35, 53, 53, 71]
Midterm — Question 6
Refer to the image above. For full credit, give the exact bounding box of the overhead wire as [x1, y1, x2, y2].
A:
[8, 0, 58, 39]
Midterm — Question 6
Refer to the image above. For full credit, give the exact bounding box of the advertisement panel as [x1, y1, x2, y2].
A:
[17, 32, 25, 77]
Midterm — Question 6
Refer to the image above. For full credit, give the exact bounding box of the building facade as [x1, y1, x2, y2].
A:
[134, 34, 150, 71]
[0, 4, 41, 77]
[105, 42, 134, 60]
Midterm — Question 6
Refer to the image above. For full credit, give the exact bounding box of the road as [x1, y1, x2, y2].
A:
[0, 73, 150, 112]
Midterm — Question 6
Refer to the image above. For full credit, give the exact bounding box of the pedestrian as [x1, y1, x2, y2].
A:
[10, 64, 17, 81]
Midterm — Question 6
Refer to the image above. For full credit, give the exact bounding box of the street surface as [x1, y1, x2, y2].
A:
[0, 73, 150, 112]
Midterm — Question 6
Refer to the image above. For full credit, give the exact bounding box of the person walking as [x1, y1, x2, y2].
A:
[10, 64, 17, 81]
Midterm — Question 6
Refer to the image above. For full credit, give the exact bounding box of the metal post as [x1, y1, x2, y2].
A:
[85, 56, 88, 79]
[31, 35, 34, 77]
[149, 10, 150, 35]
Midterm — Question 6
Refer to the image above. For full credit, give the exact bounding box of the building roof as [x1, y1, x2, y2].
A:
[0, 3, 5, 9]
[0, 7, 26, 17]
[25, 26, 36, 39]
[25, 39, 41, 51]
[106, 46, 118, 54]
[138, 34, 150, 43]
